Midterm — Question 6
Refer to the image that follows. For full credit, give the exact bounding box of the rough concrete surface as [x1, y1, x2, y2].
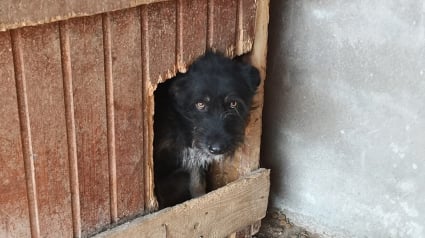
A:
[262, 0, 425, 237]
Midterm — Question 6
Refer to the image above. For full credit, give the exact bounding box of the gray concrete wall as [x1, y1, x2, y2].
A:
[261, 1, 425, 237]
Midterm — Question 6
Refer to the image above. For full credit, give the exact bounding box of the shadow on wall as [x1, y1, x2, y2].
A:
[260, 0, 290, 204]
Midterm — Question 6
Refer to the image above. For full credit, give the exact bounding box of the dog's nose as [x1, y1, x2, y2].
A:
[208, 143, 227, 155]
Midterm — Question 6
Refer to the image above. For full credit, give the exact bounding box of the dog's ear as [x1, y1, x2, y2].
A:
[169, 74, 188, 103]
[240, 63, 261, 92]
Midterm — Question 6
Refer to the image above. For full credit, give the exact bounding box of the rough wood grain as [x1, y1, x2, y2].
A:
[109, 7, 146, 221]
[177, 0, 208, 71]
[0, 31, 32, 238]
[0, 0, 170, 32]
[236, 0, 257, 55]
[208, 0, 238, 56]
[140, 5, 158, 213]
[20, 22, 74, 238]
[59, 20, 82, 237]
[102, 12, 119, 224]
[145, 1, 177, 84]
[93, 169, 270, 238]
[68, 15, 111, 237]
[10, 28, 41, 238]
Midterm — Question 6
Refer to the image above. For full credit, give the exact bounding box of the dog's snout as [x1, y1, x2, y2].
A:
[208, 142, 227, 155]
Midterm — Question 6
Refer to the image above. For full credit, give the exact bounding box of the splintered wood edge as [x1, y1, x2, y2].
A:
[93, 169, 270, 238]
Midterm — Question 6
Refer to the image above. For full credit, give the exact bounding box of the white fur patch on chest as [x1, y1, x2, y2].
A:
[181, 147, 224, 169]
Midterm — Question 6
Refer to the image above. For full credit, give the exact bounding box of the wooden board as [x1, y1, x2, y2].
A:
[0, 31, 32, 238]
[177, 0, 208, 71]
[237, 0, 257, 55]
[109, 8, 145, 221]
[208, 0, 238, 56]
[68, 15, 111, 237]
[143, 1, 177, 84]
[20, 23, 74, 238]
[93, 169, 270, 238]
[0, 0, 170, 32]
[10, 28, 42, 238]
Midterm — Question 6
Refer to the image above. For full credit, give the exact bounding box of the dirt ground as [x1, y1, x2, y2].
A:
[254, 209, 321, 238]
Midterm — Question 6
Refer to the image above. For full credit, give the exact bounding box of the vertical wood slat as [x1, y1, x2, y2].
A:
[236, 0, 257, 55]
[207, 0, 238, 56]
[240, 0, 257, 53]
[102, 12, 119, 224]
[207, 0, 214, 48]
[236, 0, 244, 55]
[10, 29, 41, 238]
[59, 21, 82, 238]
[176, 0, 183, 68]
[140, 5, 157, 213]
[0, 31, 32, 238]
[177, 0, 208, 71]
[145, 1, 177, 84]
[20, 23, 74, 238]
[109, 7, 145, 219]
[67, 15, 110, 237]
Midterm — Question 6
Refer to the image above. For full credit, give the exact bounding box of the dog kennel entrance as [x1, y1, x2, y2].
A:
[0, 0, 269, 237]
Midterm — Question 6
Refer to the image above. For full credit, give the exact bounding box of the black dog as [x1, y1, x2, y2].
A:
[153, 52, 260, 208]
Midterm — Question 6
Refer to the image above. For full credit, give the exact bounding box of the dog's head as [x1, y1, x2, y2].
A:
[170, 52, 260, 156]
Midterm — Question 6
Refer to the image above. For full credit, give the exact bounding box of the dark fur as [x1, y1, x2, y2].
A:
[154, 52, 260, 208]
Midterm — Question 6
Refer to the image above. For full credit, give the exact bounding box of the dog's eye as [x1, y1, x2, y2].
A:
[195, 101, 206, 111]
[229, 100, 238, 109]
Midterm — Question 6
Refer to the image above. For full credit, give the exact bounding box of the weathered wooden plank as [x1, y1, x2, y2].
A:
[236, 0, 257, 55]
[0, 0, 170, 32]
[0, 31, 32, 238]
[177, 0, 208, 71]
[109, 8, 146, 221]
[102, 12, 118, 224]
[208, 0, 238, 56]
[93, 169, 270, 238]
[145, 1, 177, 84]
[140, 5, 158, 213]
[20, 23, 74, 238]
[59, 21, 82, 237]
[10, 28, 41, 238]
[68, 15, 110, 237]
[241, 0, 257, 49]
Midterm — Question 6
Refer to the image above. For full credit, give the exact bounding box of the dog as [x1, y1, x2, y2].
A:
[153, 52, 260, 208]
